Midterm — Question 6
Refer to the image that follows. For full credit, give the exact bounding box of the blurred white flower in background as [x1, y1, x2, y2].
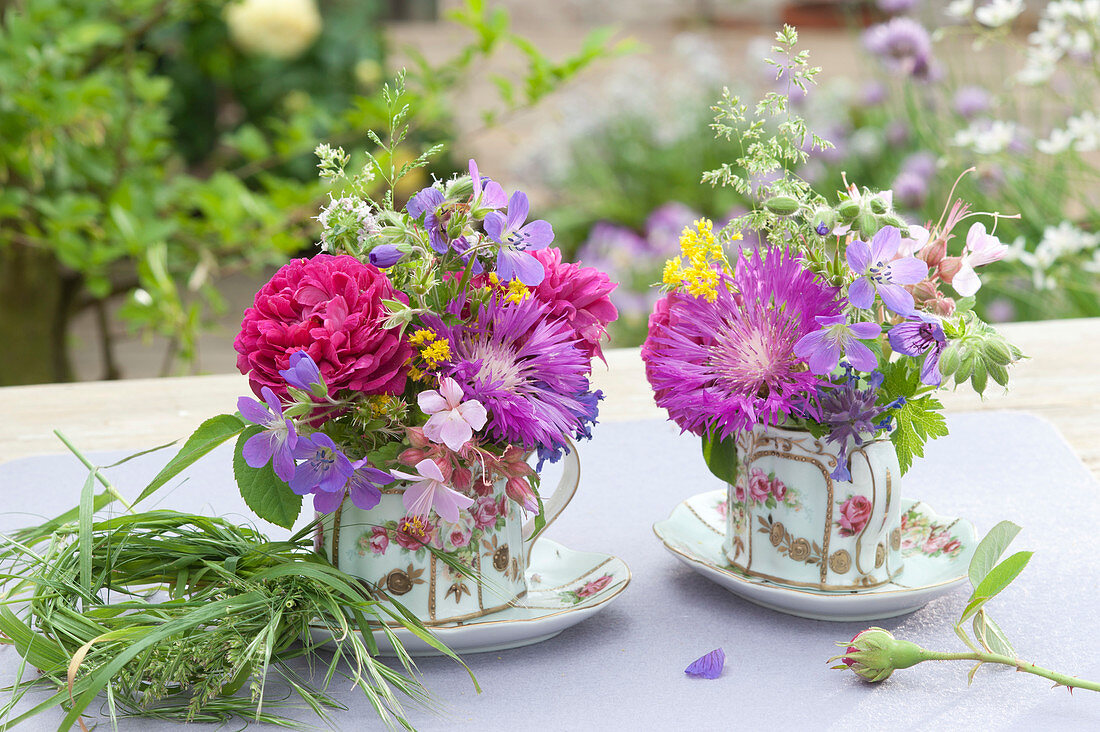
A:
[225, 0, 323, 60]
[974, 0, 1024, 27]
[1005, 223, 1100, 290]
[952, 120, 1019, 154]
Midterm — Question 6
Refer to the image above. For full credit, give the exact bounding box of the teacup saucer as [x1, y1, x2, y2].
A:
[310, 538, 630, 656]
[653, 490, 976, 621]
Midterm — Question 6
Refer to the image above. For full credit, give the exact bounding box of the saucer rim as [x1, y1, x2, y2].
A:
[308, 538, 632, 634]
[653, 491, 972, 599]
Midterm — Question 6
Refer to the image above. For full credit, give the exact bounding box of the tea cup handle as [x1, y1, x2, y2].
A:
[521, 439, 580, 551]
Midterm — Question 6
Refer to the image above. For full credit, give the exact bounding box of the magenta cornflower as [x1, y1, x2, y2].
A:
[642, 247, 842, 439]
[424, 296, 595, 451]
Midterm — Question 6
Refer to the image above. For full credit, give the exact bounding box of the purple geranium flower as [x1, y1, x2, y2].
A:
[888, 313, 947, 386]
[469, 159, 506, 210]
[279, 351, 324, 393]
[368, 244, 404, 268]
[846, 227, 927, 316]
[238, 386, 298, 482]
[483, 191, 554, 286]
[794, 315, 881, 375]
[289, 432, 354, 498]
[817, 370, 888, 481]
[424, 295, 593, 451]
[310, 458, 392, 513]
[685, 649, 725, 679]
[406, 186, 449, 254]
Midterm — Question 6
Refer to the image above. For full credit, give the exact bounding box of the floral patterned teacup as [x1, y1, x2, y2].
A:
[722, 424, 903, 591]
[318, 449, 580, 625]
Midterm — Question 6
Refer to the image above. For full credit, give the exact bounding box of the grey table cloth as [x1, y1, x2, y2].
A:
[2, 411, 1099, 730]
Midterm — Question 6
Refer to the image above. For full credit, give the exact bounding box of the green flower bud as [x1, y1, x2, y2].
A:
[971, 359, 988, 394]
[857, 212, 880, 238]
[988, 361, 1010, 387]
[765, 196, 801, 216]
[938, 343, 960, 376]
[954, 352, 974, 385]
[984, 338, 1014, 366]
[811, 207, 837, 235]
[869, 197, 889, 214]
[837, 200, 860, 221]
[830, 628, 925, 683]
[446, 177, 474, 199]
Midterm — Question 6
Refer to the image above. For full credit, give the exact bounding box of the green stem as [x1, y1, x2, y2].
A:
[919, 650, 1100, 692]
[53, 431, 134, 514]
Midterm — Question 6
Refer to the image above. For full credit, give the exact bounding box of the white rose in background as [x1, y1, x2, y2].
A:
[225, 0, 323, 60]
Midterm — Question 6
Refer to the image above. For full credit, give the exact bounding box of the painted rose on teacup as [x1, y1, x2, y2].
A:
[748, 468, 771, 503]
[837, 495, 873, 537]
[576, 574, 613, 598]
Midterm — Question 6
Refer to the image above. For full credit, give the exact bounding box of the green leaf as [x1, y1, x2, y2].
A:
[234, 426, 302, 529]
[136, 414, 245, 504]
[701, 431, 739, 483]
[78, 469, 95, 608]
[961, 551, 1033, 621]
[968, 520, 1022, 589]
[890, 395, 949, 474]
[973, 611, 1016, 657]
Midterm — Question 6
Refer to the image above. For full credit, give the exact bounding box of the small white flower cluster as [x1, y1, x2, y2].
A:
[1037, 111, 1100, 154]
[974, 0, 1025, 28]
[952, 120, 1019, 155]
[1004, 221, 1100, 289]
[1018, 0, 1100, 84]
[316, 196, 380, 253]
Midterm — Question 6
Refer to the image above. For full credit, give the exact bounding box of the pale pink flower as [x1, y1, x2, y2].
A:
[392, 458, 474, 523]
[951, 222, 1008, 296]
[418, 376, 488, 452]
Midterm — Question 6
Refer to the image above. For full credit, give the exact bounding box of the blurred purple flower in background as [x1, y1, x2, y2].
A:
[864, 18, 938, 80]
[953, 85, 992, 118]
[877, 0, 920, 14]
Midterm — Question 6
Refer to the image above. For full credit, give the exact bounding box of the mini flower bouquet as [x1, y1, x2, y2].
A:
[643, 27, 1021, 590]
[215, 127, 616, 618]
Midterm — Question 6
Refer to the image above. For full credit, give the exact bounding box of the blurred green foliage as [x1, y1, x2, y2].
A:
[0, 0, 625, 385]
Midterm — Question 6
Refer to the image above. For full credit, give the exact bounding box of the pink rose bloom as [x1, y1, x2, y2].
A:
[576, 574, 613, 598]
[716, 499, 728, 518]
[748, 468, 771, 504]
[234, 254, 414, 400]
[941, 538, 961, 555]
[530, 247, 618, 362]
[770, 478, 788, 502]
[369, 526, 389, 555]
[472, 495, 499, 529]
[837, 495, 873, 537]
[734, 481, 746, 504]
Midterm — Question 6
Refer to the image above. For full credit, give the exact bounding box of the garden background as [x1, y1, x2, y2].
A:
[3, 0, 1097, 385]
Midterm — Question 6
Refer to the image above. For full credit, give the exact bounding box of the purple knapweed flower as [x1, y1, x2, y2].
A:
[888, 313, 947, 386]
[846, 226, 928, 316]
[794, 315, 882, 375]
[891, 170, 929, 210]
[368, 244, 404, 268]
[279, 350, 324, 393]
[469, 159, 507, 210]
[238, 386, 298, 482]
[685, 649, 725, 679]
[289, 432, 354, 499]
[642, 247, 842, 439]
[484, 191, 554, 286]
[424, 295, 594, 451]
